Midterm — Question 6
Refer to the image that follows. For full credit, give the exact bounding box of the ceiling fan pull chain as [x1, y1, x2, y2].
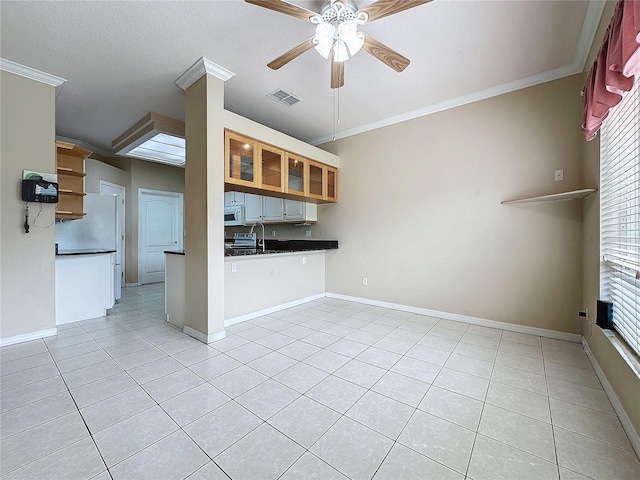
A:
[333, 88, 337, 141]
[332, 86, 341, 142]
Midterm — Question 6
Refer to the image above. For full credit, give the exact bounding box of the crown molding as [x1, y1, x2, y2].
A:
[0, 58, 66, 87]
[175, 57, 235, 91]
[311, 63, 581, 145]
[574, 0, 607, 72]
[310, 0, 607, 146]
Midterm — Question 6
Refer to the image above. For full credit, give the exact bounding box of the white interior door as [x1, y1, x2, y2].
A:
[139, 189, 183, 285]
[99, 181, 125, 300]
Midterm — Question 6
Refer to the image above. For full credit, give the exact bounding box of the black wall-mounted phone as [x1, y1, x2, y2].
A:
[22, 179, 59, 203]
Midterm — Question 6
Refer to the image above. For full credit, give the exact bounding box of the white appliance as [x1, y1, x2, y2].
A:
[224, 205, 245, 226]
[55, 193, 120, 299]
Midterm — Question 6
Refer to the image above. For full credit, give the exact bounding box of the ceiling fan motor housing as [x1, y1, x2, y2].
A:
[319, 0, 360, 24]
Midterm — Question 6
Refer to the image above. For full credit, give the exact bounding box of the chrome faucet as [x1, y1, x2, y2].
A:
[249, 222, 266, 253]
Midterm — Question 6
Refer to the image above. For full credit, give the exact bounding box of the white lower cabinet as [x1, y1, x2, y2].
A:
[244, 193, 316, 224]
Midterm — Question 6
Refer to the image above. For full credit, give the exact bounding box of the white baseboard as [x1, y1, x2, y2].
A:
[0, 328, 58, 347]
[326, 293, 582, 342]
[224, 293, 326, 327]
[124, 283, 140, 287]
[183, 325, 226, 344]
[582, 339, 640, 458]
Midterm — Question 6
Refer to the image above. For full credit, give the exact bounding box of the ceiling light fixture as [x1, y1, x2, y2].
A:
[311, 1, 368, 63]
[112, 112, 185, 167]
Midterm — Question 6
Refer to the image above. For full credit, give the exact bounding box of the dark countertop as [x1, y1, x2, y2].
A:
[224, 239, 338, 257]
[56, 249, 116, 256]
[171, 240, 339, 257]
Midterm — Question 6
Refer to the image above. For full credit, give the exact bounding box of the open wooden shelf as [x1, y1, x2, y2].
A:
[501, 188, 597, 205]
[56, 211, 86, 220]
[59, 189, 86, 197]
[56, 140, 90, 219]
[56, 167, 87, 177]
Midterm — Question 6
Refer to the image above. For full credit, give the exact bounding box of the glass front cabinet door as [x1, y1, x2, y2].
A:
[307, 160, 325, 201]
[326, 166, 338, 202]
[285, 153, 307, 197]
[258, 143, 284, 193]
[225, 131, 258, 188]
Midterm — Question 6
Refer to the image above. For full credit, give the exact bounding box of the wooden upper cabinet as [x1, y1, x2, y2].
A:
[55, 140, 89, 219]
[326, 166, 338, 202]
[284, 153, 307, 197]
[224, 129, 338, 204]
[258, 143, 284, 193]
[225, 131, 259, 188]
[307, 160, 325, 201]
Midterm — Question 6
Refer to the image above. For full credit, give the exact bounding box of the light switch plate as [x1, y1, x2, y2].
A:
[554, 169, 564, 181]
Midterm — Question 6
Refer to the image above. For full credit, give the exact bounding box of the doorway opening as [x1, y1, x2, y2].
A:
[138, 188, 184, 285]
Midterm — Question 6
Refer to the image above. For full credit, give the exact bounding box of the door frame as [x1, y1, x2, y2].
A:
[99, 180, 126, 296]
[138, 188, 184, 285]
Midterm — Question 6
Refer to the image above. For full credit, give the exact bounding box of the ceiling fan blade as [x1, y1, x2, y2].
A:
[362, 34, 410, 72]
[358, 0, 433, 23]
[331, 58, 345, 89]
[245, 0, 317, 22]
[267, 38, 315, 70]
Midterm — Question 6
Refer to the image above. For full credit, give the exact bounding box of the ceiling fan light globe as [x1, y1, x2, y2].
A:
[315, 22, 335, 42]
[344, 31, 365, 56]
[314, 39, 333, 59]
[333, 40, 349, 62]
[338, 20, 357, 39]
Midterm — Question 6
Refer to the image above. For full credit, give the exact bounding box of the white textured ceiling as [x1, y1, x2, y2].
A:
[0, 0, 602, 153]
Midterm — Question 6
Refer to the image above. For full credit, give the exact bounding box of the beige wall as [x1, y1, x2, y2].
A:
[319, 75, 585, 333]
[224, 252, 325, 320]
[84, 157, 127, 194]
[580, 1, 640, 436]
[1, 71, 57, 339]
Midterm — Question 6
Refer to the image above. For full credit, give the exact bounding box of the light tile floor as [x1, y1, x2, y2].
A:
[1, 283, 639, 479]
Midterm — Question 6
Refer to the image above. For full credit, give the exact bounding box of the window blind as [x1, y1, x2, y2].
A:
[600, 75, 640, 355]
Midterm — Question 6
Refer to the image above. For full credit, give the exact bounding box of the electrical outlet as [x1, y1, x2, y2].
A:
[302, 256, 306, 265]
[231, 263, 237, 273]
[362, 277, 368, 286]
[554, 169, 564, 181]
[305, 230, 312, 238]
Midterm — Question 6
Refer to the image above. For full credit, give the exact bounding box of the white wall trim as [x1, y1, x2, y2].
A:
[183, 325, 226, 344]
[224, 293, 326, 327]
[326, 293, 582, 342]
[0, 58, 66, 87]
[0, 328, 58, 347]
[573, 0, 608, 72]
[582, 339, 640, 458]
[309, 0, 606, 146]
[175, 57, 235, 91]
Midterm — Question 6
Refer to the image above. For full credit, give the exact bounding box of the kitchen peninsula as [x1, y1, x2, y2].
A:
[165, 240, 337, 329]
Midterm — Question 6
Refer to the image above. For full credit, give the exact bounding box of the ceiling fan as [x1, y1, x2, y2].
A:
[245, 0, 432, 88]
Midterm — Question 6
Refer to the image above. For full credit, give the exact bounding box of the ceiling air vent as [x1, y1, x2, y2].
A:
[267, 89, 301, 107]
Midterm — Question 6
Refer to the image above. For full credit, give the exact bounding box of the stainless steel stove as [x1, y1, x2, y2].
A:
[225, 232, 256, 255]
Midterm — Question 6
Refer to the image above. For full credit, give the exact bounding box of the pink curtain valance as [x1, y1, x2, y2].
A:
[582, 0, 640, 141]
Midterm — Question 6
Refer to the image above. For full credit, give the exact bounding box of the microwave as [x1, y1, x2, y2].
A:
[224, 206, 245, 226]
